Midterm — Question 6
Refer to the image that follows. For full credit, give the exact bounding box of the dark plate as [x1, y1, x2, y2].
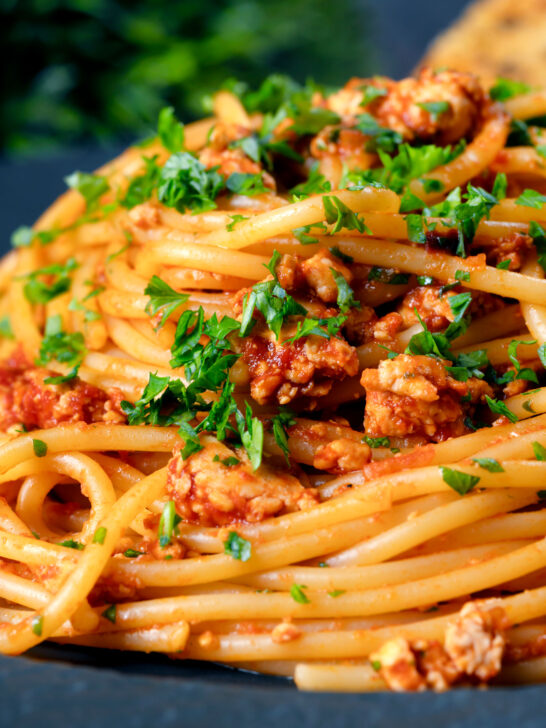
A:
[0, 107, 544, 726]
[1, 642, 545, 728]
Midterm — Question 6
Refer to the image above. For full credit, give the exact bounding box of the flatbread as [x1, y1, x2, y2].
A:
[419, 0, 546, 87]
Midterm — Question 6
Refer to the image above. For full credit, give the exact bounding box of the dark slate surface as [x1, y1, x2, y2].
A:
[2, 643, 546, 728]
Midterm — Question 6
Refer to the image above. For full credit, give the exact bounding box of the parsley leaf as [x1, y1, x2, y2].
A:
[157, 106, 185, 153]
[416, 101, 450, 121]
[102, 605, 117, 624]
[290, 163, 331, 200]
[121, 155, 161, 209]
[224, 531, 252, 561]
[323, 196, 367, 233]
[58, 539, 84, 550]
[490, 78, 532, 101]
[240, 252, 307, 339]
[472, 458, 504, 473]
[440, 466, 480, 495]
[158, 501, 181, 548]
[36, 315, 86, 383]
[64, 171, 109, 212]
[330, 268, 361, 313]
[355, 113, 403, 154]
[293, 222, 327, 245]
[31, 615, 43, 636]
[0, 317, 14, 340]
[360, 84, 387, 106]
[32, 439, 47, 457]
[93, 527, 107, 544]
[363, 435, 390, 448]
[329, 246, 353, 264]
[405, 213, 426, 244]
[236, 402, 264, 471]
[533, 441, 546, 461]
[530, 221, 546, 273]
[21, 257, 79, 304]
[226, 172, 268, 196]
[485, 395, 518, 423]
[507, 339, 539, 383]
[158, 152, 225, 213]
[271, 408, 296, 464]
[516, 189, 546, 209]
[226, 214, 249, 231]
[144, 275, 190, 329]
[290, 583, 310, 604]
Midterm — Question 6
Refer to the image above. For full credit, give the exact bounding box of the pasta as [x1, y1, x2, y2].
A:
[3, 67, 546, 692]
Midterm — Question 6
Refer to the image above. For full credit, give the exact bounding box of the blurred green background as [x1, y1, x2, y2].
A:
[1, 0, 378, 157]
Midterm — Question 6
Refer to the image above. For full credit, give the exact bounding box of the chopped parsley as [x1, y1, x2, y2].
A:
[157, 106, 185, 153]
[485, 395, 518, 423]
[322, 196, 368, 233]
[290, 163, 331, 201]
[121, 155, 161, 209]
[416, 101, 450, 121]
[144, 275, 190, 329]
[225, 172, 268, 196]
[360, 84, 387, 106]
[158, 501, 181, 548]
[506, 339, 539, 384]
[239, 251, 307, 339]
[68, 298, 101, 323]
[92, 527, 107, 545]
[226, 214, 249, 231]
[455, 269, 470, 283]
[515, 189, 546, 209]
[533, 441, 546, 461]
[293, 222, 327, 245]
[530, 222, 546, 273]
[329, 246, 353, 264]
[472, 458, 504, 473]
[290, 583, 310, 604]
[489, 78, 532, 102]
[363, 435, 390, 448]
[236, 403, 264, 471]
[213, 454, 240, 467]
[21, 258, 79, 304]
[355, 113, 403, 154]
[330, 268, 361, 313]
[440, 466, 480, 495]
[405, 213, 426, 244]
[158, 152, 225, 213]
[58, 539, 84, 550]
[368, 267, 410, 285]
[64, 171, 109, 212]
[31, 615, 43, 637]
[224, 531, 252, 562]
[328, 589, 346, 598]
[270, 408, 296, 464]
[32, 439, 47, 457]
[124, 549, 143, 558]
[36, 315, 86, 383]
[102, 605, 117, 624]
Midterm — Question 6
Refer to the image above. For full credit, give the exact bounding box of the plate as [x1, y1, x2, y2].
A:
[1, 644, 544, 728]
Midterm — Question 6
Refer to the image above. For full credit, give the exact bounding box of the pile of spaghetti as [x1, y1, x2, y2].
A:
[3, 69, 546, 692]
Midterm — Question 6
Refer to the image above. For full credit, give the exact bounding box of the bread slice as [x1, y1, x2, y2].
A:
[419, 0, 546, 87]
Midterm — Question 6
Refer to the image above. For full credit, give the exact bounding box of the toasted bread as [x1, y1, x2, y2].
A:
[419, 0, 546, 87]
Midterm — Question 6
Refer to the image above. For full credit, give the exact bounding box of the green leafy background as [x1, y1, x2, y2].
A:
[2, 0, 375, 156]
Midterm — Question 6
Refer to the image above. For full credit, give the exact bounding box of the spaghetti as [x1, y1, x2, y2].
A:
[2, 68, 546, 691]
